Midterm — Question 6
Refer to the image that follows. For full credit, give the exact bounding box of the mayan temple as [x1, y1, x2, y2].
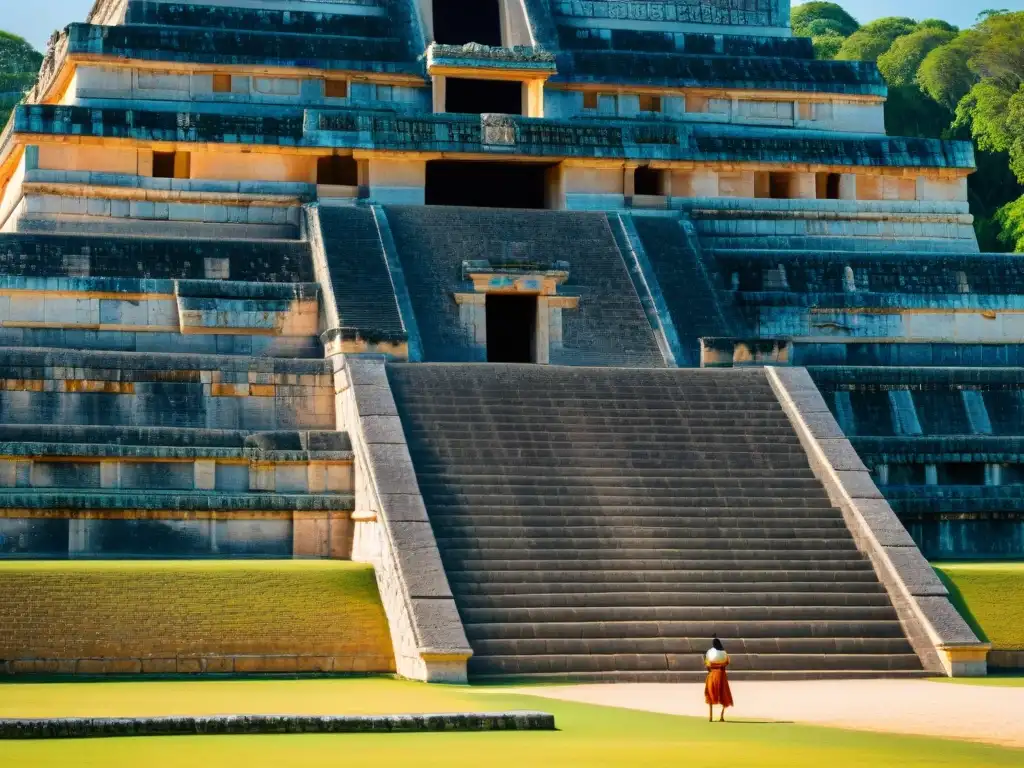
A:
[0, 0, 1011, 683]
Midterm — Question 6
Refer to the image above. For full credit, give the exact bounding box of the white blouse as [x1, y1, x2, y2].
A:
[705, 648, 728, 664]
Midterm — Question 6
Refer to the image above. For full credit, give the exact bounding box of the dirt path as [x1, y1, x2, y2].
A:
[507, 680, 1024, 748]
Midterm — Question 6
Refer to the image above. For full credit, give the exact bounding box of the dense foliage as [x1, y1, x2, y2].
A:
[0, 31, 41, 125]
[792, 5, 1024, 252]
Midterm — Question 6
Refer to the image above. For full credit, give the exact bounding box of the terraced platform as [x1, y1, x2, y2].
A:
[388, 364, 924, 682]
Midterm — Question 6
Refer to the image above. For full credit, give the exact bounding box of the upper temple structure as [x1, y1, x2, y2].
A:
[0, 0, 1014, 682]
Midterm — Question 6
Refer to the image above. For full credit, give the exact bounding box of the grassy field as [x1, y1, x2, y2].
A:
[932, 676, 1024, 687]
[0, 560, 394, 665]
[933, 562, 1024, 649]
[0, 679, 1020, 768]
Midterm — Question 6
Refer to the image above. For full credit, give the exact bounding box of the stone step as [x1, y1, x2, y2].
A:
[463, 619, 909, 641]
[427, 507, 843, 520]
[445, 568, 881, 586]
[436, 537, 859, 553]
[459, 604, 898, 625]
[410, 450, 812, 465]
[414, 466, 818, 480]
[468, 669, 932, 683]
[452, 580, 888, 596]
[457, 591, 894, 609]
[467, 653, 923, 675]
[412, 456, 817, 471]
[470, 636, 913, 656]
[444, 561, 868, 577]
[418, 477, 829, 492]
[423, 495, 837, 509]
[433, 524, 853, 539]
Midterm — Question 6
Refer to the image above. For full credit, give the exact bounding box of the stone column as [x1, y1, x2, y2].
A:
[432, 74, 446, 114]
[792, 172, 817, 200]
[838, 173, 857, 200]
[534, 296, 550, 364]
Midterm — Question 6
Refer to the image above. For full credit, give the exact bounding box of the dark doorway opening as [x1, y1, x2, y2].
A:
[433, 0, 502, 46]
[317, 155, 358, 186]
[446, 77, 522, 115]
[817, 171, 841, 200]
[634, 165, 664, 196]
[486, 294, 536, 363]
[426, 161, 549, 208]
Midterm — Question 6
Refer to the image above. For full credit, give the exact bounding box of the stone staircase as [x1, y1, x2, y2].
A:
[384, 206, 665, 367]
[388, 363, 925, 681]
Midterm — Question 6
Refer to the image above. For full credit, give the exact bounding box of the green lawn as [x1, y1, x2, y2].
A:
[0, 560, 394, 666]
[933, 562, 1024, 650]
[932, 675, 1024, 687]
[0, 679, 1019, 768]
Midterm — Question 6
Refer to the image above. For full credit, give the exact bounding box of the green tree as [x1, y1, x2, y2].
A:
[995, 195, 1024, 251]
[0, 31, 41, 124]
[918, 32, 982, 108]
[812, 33, 847, 60]
[791, 2, 860, 38]
[835, 17, 918, 62]
[877, 27, 958, 87]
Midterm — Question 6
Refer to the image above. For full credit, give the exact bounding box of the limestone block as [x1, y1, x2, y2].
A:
[379, 493, 430, 523]
[365, 443, 420, 496]
[353, 385, 399, 418]
[834, 470, 885, 500]
[848, 499, 916, 547]
[275, 464, 308, 493]
[194, 460, 216, 491]
[361, 415, 407, 445]
[388, 522, 452, 598]
[884, 547, 948, 596]
[325, 463, 353, 492]
[409, 597, 471, 656]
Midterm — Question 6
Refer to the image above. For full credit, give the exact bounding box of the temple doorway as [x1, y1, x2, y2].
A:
[425, 161, 551, 208]
[486, 294, 537, 363]
[445, 77, 522, 115]
[433, 0, 502, 46]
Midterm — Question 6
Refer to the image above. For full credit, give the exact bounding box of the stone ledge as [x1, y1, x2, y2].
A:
[0, 711, 555, 739]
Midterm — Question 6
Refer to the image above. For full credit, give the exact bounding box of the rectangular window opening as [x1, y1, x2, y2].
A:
[638, 94, 662, 113]
[212, 74, 232, 93]
[582, 91, 598, 110]
[317, 156, 359, 186]
[152, 151, 190, 180]
[325, 79, 349, 99]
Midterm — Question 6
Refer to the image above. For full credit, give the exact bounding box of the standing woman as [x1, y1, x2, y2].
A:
[704, 636, 734, 722]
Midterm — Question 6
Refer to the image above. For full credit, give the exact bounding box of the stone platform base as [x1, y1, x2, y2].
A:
[988, 651, 1024, 671]
[0, 560, 395, 676]
[0, 712, 555, 739]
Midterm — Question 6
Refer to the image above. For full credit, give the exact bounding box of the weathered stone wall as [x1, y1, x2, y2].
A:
[549, 0, 790, 36]
[0, 560, 395, 675]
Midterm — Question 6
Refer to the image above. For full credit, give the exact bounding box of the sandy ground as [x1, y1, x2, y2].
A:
[508, 680, 1024, 748]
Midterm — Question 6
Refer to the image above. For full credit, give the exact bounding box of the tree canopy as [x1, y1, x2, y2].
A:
[0, 31, 42, 125]
[792, 9, 1024, 252]
[835, 17, 918, 62]
[791, 2, 860, 38]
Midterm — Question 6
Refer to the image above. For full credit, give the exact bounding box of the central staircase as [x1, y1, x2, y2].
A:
[388, 364, 925, 681]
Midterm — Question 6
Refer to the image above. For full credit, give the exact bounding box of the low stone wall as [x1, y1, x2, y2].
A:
[988, 651, 1024, 671]
[0, 561, 395, 676]
[766, 367, 990, 677]
[0, 711, 556, 739]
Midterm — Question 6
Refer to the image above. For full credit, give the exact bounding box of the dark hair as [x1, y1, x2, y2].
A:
[712, 636, 724, 652]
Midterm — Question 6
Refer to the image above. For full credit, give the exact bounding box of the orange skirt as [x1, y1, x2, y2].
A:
[704, 663, 734, 708]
